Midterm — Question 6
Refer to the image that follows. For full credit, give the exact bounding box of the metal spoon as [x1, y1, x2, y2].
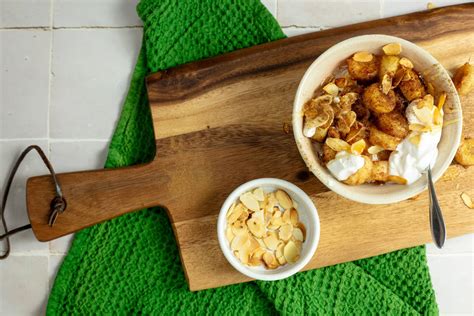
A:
[427, 166, 446, 248]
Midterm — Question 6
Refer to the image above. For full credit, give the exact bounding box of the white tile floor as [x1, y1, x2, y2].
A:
[0, 0, 473, 315]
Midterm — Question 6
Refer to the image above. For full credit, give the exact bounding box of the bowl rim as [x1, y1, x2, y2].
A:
[292, 34, 463, 205]
[216, 178, 320, 281]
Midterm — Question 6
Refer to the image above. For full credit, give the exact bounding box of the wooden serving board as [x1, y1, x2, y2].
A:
[26, 4, 474, 291]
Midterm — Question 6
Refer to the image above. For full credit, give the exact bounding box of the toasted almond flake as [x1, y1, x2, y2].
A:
[284, 241, 300, 263]
[248, 236, 260, 252]
[281, 209, 291, 224]
[248, 255, 262, 266]
[399, 57, 414, 69]
[335, 78, 347, 88]
[437, 92, 447, 110]
[323, 82, 340, 96]
[279, 223, 293, 241]
[238, 209, 250, 221]
[262, 252, 279, 269]
[414, 106, 434, 125]
[382, 43, 402, 55]
[393, 68, 406, 87]
[367, 145, 385, 155]
[293, 228, 304, 241]
[247, 217, 265, 238]
[427, 2, 436, 9]
[353, 51, 373, 62]
[238, 247, 250, 265]
[381, 73, 392, 94]
[276, 190, 293, 209]
[226, 202, 236, 218]
[256, 238, 266, 248]
[296, 222, 307, 241]
[252, 187, 265, 201]
[225, 225, 234, 244]
[231, 220, 248, 236]
[433, 108, 443, 126]
[231, 234, 250, 252]
[326, 137, 351, 152]
[290, 208, 299, 226]
[351, 139, 366, 155]
[388, 175, 408, 185]
[263, 232, 280, 251]
[227, 204, 244, 224]
[240, 192, 260, 212]
[461, 192, 473, 209]
[275, 243, 287, 265]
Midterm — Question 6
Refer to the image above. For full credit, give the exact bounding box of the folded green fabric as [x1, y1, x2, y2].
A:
[47, 1, 438, 314]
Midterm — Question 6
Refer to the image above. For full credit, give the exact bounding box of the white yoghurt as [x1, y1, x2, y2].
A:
[327, 151, 365, 181]
[388, 99, 443, 184]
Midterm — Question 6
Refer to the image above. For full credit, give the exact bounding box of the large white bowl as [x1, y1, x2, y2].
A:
[217, 178, 320, 281]
[293, 35, 462, 204]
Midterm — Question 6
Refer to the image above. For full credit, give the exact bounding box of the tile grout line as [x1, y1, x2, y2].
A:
[47, 0, 55, 288]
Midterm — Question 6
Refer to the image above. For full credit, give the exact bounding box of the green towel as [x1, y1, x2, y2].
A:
[47, 0, 438, 314]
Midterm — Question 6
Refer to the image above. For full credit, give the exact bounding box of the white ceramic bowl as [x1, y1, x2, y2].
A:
[293, 34, 462, 204]
[217, 178, 320, 281]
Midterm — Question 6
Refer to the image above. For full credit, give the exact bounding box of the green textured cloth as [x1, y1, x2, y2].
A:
[47, 1, 438, 314]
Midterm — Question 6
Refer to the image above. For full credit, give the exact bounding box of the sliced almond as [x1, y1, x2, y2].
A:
[388, 175, 408, 185]
[353, 51, 373, 62]
[240, 192, 260, 212]
[256, 238, 266, 248]
[399, 57, 414, 69]
[263, 231, 280, 251]
[284, 241, 300, 264]
[276, 190, 293, 209]
[275, 243, 287, 265]
[227, 203, 244, 224]
[413, 106, 433, 125]
[351, 139, 366, 155]
[238, 247, 250, 265]
[252, 187, 265, 202]
[279, 223, 293, 241]
[323, 82, 339, 96]
[381, 73, 392, 94]
[461, 192, 473, 209]
[226, 202, 236, 218]
[281, 209, 291, 224]
[231, 234, 250, 252]
[248, 236, 260, 252]
[231, 220, 248, 236]
[225, 225, 235, 244]
[368, 145, 385, 155]
[262, 252, 279, 269]
[290, 208, 299, 226]
[293, 228, 304, 241]
[296, 222, 307, 241]
[247, 217, 265, 238]
[238, 209, 250, 221]
[382, 43, 402, 55]
[326, 137, 351, 152]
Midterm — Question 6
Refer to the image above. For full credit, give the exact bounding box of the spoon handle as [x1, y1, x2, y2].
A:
[428, 167, 446, 248]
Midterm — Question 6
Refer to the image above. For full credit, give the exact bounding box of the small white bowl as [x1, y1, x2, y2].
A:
[293, 34, 462, 204]
[217, 178, 320, 281]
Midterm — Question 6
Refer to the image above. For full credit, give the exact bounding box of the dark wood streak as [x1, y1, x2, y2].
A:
[146, 4, 474, 104]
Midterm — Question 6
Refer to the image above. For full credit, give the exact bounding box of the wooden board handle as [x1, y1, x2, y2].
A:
[26, 163, 166, 241]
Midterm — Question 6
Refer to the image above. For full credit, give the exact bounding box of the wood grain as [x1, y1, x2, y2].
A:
[26, 4, 474, 291]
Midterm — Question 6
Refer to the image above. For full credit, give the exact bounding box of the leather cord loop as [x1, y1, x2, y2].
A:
[1, 145, 66, 259]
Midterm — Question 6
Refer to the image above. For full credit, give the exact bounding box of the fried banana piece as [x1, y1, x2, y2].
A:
[347, 55, 379, 81]
[371, 161, 389, 182]
[343, 156, 373, 185]
[322, 143, 337, 163]
[369, 126, 402, 150]
[399, 69, 426, 101]
[453, 63, 474, 96]
[362, 83, 397, 114]
[379, 55, 400, 79]
[376, 111, 409, 138]
[455, 138, 474, 166]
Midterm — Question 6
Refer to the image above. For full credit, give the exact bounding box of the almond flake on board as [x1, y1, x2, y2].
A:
[461, 192, 473, 209]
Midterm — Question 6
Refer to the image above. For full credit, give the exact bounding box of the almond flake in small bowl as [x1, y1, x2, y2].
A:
[217, 178, 320, 281]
